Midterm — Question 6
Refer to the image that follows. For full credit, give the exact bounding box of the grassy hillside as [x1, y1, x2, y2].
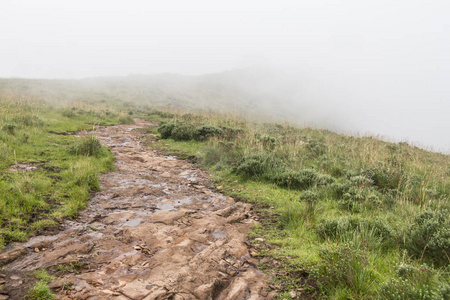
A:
[145, 111, 449, 299]
[0, 78, 448, 299]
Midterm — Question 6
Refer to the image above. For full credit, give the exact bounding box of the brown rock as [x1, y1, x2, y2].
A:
[0, 247, 27, 266]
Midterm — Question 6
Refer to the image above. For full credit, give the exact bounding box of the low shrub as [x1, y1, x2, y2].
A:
[220, 126, 243, 140]
[317, 174, 336, 186]
[338, 188, 382, 212]
[158, 122, 176, 139]
[149, 110, 174, 118]
[171, 123, 196, 141]
[403, 208, 450, 267]
[301, 190, 320, 215]
[301, 190, 320, 204]
[361, 167, 403, 191]
[194, 125, 223, 141]
[234, 153, 284, 179]
[379, 264, 448, 300]
[258, 135, 277, 150]
[158, 122, 224, 142]
[305, 139, 327, 156]
[272, 169, 324, 190]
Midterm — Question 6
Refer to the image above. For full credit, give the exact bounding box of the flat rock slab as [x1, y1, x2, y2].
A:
[1, 119, 276, 299]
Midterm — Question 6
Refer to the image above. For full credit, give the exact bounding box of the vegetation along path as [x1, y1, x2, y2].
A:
[1, 119, 276, 299]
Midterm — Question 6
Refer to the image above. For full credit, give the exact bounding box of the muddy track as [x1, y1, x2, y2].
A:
[1, 119, 275, 300]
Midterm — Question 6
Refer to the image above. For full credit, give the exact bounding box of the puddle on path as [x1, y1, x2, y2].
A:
[123, 219, 142, 227]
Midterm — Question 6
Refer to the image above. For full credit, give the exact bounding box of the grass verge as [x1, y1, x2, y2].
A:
[143, 110, 449, 299]
[0, 96, 134, 250]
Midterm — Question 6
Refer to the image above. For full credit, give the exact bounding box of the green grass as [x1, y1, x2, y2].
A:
[146, 110, 449, 299]
[0, 95, 132, 250]
[26, 269, 54, 300]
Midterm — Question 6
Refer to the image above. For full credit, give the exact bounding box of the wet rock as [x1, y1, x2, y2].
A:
[0, 247, 27, 266]
[215, 206, 236, 218]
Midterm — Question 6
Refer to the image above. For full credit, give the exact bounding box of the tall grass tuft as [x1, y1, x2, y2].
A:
[68, 135, 102, 156]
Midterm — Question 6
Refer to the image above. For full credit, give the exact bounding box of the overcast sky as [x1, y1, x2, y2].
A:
[0, 0, 449, 152]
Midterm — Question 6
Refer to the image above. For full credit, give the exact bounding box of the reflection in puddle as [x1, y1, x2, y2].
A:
[158, 203, 175, 211]
[211, 229, 227, 239]
[157, 197, 194, 212]
[123, 219, 142, 227]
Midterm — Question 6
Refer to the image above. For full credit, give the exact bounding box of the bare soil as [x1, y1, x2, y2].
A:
[0, 119, 276, 299]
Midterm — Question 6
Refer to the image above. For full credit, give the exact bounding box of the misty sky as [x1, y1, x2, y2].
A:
[1, 0, 449, 152]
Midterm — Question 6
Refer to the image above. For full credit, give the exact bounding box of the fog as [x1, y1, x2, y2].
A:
[1, 0, 449, 152]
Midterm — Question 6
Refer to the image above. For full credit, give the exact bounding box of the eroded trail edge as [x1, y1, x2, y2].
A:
[3, 119, 275, 300]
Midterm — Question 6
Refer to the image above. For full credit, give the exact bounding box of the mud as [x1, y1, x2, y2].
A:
[1, 119, 275, 299]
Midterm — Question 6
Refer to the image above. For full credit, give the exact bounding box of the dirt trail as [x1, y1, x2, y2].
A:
[1, 120, 275, 299]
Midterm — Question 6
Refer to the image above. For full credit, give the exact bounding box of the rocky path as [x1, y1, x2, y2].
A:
[1, 120, 275, 299]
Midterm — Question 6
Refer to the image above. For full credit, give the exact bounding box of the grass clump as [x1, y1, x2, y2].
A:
[316, 216, 394, 249]
[26, 269, 55, 300]
[317, 244, 379, 298]
[68, 135, 102, 156]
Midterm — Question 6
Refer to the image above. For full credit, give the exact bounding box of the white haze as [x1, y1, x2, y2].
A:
[0, 0, 449, 152]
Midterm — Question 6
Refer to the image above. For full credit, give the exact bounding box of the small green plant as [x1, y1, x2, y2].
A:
[55, 261, 86, 274]
[258, 135, 277, 150]
[61, 109, 77, 118]
[12, 115, 44, 127]
[305, 139, 327, 156]
[379, 263, 448, 300]
[119, 115, 134, 124]
[317, 244, 378, 298]
[26, 269, 54, 300]
[301, 190, 320, 215]
[158, 121, 176, 139]
[171, 123, 196, 141]
[316, 216, 393, 248]
[68, 135, 102, 156]
[272, 169, 319, 190]
[234, 153, 284, 179]
[2, 124, 16, 135]
[403, 208, 450, 267]
[194, 125, 223, 141]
